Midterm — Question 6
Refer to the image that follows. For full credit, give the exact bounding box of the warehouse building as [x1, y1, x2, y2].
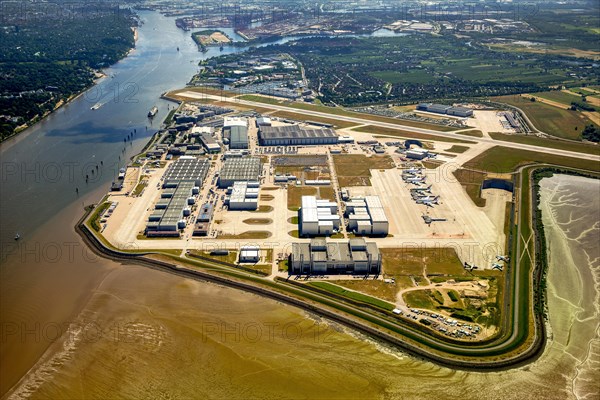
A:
[406, 148, 429, 160]
[300, 195, 340, 236]
[446, 106, 473, 117]
[199, 132, 220, 153]
[147, 181, 195, 234]
[226, 181, 259, 210]
[223, 117, 249, 149]
[345, 196, 389, 236]
[162, 156, 210, 188]
[218, 157, 262, 188]
[289, 238, 381, 275]
[258, 125, 338, 146]
[146, 157, 210, 236]
[228, 126, 249, 149]
[239, 246, 260, 263]
[417, 103, 473, 117]
[256, 117, 272, 127]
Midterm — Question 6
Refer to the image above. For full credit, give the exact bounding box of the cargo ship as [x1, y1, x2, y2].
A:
[148, 106, 158, 118]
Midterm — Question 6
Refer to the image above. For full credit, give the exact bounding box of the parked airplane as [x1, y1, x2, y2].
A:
[403, 167, 422, 174]
[410, 185, 432, 192]
[491, 263, 504, 271]
[416, 196, 440, 207]
[463, 262, 478, 271]
[415, 195, 439, 202]
[496, 255, 510, 262]
[422, 215, 447, 225]
[404, 176, 426, 184]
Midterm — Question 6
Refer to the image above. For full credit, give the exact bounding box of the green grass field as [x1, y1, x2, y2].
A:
[381, 247, 467, 277]
[351, 126, 473, 143]
[464, 145, 600, 173]
[445, 145, 470, 153]
[452, 169, 487, 207]
[533, 90, 584, 106]
[489, 132, 600, 156]
[333, 154, 395, 186]
[89, 202, 110, 232]
[308, 281, 396, 311]
[494, 95, 598, 140]
[218, 231, 272, 239]
[456, 130, 483, 138]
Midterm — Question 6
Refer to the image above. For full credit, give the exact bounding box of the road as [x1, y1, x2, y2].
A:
[176, 91, 600, 163]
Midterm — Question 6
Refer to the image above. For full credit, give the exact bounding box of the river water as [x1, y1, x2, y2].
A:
[1, 11, 598, 400]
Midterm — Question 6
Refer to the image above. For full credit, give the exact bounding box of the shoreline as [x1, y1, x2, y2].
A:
[0, 26, 137, 146]
[74, 175, 550, 372]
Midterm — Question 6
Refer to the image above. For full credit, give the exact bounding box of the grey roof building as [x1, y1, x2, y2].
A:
[147, 157, 210, 235]
[218, 157, 262, 188]
[289, 238, 381, 275]
[228, 125, 249, 149]
[162, 157, 210, 188]
[258, 125, 338, 146]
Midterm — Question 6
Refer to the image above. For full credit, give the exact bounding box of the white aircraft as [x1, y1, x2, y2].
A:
[404, 176, 426, 184]
[416, 196, 440, 207]
[410, 184, 432, 192]
[415, 195, 438, 202]
[491, 263, 504, 271]
[464, 262, 478, 271]
[403, 167, 422, 174]
[496, 255, 510, 262]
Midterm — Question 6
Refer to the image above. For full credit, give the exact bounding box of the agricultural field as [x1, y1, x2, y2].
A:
[533, 90, 585, 107]
[255, 34, 597, 106]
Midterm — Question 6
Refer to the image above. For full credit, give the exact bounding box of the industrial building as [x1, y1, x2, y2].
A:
[256, 117, 272, 127]
[345, 195, 389, 236]
[146, 157, 209, 235]
[228, 126, 249, 149]
[223, 117, 249, 149]
[162, 156, 210, 188]
[258, 125, 338, 146]
[417, 103, 473, 117]
[218, 157, 262, 188]
[239, 246, 260, 263]
[147, 181, 195, 234]
[406, 148, 429, 160]
[226, 181, 259, 210]
[289, 238, 382, 275]
[299, 195, 340, 236]
[199, 133, 220, 153]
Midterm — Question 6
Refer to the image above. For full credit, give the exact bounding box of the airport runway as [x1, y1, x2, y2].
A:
[176, 91, 600, 164]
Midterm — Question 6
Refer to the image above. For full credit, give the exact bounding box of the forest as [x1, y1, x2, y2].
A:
[0, 7, 136, 140]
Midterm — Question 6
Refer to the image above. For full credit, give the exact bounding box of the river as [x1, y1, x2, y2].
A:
[1, 11, 598, 400]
